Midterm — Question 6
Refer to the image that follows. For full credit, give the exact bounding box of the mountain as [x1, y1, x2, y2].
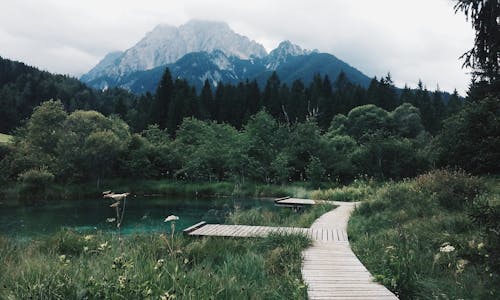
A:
[81, 20, 372, 93]
[81, 20, 267, 85]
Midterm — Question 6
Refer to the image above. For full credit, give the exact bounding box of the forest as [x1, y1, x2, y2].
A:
[1, 64, 496, 191]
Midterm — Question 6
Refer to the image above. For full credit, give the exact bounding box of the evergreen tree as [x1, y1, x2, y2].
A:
[446, 89, 463, 116]
[262, 72, 282, 119]
[199, 79, 213, 120]
[454, 0, 500, 93]
[150, 68, 173, 128]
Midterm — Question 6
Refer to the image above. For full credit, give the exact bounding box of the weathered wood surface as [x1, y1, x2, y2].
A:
[187, 224, 348, 242]
[185, 200, 397, 299]
[302, 201, 398, 299]
[275, 197, 317, 205]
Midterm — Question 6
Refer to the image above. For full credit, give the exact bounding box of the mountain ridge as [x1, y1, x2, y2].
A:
[81, 20, 372, 93]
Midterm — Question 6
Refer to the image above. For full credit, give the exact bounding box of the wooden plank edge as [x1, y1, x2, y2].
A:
[274, 196, 291, 203]
[183, 221, 207, 234]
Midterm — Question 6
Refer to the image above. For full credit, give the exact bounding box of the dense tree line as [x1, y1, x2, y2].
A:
[0, 56, 138, 133]
[0, 56, 461, 137]
[0, 99, 440, 187]
[135, 69, 461, 135]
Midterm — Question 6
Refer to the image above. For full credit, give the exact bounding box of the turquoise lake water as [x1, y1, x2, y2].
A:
[0, 196, 275, 238]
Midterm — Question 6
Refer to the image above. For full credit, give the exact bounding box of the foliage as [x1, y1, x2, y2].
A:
[454, 0, 500, 90]
[0, 230, 310, 299]
[435, 97, 499, 174]
[348, 172, 499, 299]
[227, 203, 334, 228]
[413, 169, 483, 210]
[310, 179, 379, 202]
[18, 167, 55, 200]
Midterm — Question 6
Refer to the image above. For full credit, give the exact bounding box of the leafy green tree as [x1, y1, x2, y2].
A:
[243, 111, 282, 182]
[390, 103, 424, 138]
[346, 104, 390, 139]
[271, 152, 293, 184]
[322, 134, 359, 181]
[56, 110, 130, 182]
[286, 119, 322, 180]
[25, 99, 67, 157]
[326, 114, 348, 137]
[435, 96, 499, 174]
[352, 133, 427, 179]
[306, 156, 325, 188]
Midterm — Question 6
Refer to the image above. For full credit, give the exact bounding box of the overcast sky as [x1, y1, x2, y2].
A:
[0, 0, 474, 94]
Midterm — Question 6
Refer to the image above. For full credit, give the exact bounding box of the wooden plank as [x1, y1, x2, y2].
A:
[302, 202, 398, 300]
[187, 201, 397, 299]
[183, 221, 207, 234]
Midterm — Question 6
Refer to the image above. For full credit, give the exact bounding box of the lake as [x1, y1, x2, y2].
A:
[0, 196, 275, 238]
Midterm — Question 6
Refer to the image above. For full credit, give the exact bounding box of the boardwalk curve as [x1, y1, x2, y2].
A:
[185, 200, 397, 299]
[302, 201, 397, 299]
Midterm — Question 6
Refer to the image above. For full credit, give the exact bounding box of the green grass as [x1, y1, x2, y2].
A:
[0, 229, 310, 299]
[348, 171, 499, 299]
[310, 178, 381, 202]
[0, 133, 12, 144]
[227, 203, 336, 227]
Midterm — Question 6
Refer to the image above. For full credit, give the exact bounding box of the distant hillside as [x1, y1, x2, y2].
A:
[0, 56, 137, 133]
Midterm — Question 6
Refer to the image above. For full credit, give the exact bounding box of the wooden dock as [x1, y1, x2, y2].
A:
[184, 200, 397, 299]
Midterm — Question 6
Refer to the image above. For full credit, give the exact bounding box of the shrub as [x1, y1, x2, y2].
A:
[413, 169, 483, 210]
[311, 183, 375, 202]
[18, 167, 55, 200]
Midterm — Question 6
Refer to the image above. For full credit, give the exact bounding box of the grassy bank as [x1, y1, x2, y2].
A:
[348, 170, 499, 299]
[1, 179, 315, 201]
[310, 177, 381, 202]
[0, 229, 310, 299]
[228, 203, 335, 227]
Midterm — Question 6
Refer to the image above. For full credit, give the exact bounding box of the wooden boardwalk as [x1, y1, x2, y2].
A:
[184, 200, 397, 299]
[302, 201, 397, 299]
[186, 223, 348, 242]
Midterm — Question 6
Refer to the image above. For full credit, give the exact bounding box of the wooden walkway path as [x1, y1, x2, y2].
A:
[302, 201, 397, 299]
[184, 200, 397, 299]
[186, 223, 348, 242]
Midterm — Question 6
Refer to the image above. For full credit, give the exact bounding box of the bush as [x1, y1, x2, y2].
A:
[413, 169, 483, 210]
[311, 180, 377, 202]
[18, 167, 55, 200]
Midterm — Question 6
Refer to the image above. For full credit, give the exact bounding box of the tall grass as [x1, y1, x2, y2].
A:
[0, 230, 310, 299]
[310, 178, 381, 202]
[348, 170, 499, 299]
[227, 203, 335, 227]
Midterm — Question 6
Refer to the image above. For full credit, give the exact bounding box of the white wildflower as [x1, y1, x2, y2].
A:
[164, 215, 179, 222]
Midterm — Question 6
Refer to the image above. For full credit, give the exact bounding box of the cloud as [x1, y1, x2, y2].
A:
[0, 0, 474, 94]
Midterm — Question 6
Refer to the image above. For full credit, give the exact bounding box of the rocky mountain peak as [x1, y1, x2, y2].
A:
[82, 20, 267, 82]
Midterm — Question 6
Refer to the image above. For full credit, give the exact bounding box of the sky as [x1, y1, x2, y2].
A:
[0, 0, 474, 94]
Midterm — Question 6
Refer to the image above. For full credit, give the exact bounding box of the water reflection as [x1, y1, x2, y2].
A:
[0, 196, 274, 237]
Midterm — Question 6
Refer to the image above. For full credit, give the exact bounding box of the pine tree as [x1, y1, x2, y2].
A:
[150, 68, 173, 128]
[262, 72, 282, 119]
[199, 79, 213, 120]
